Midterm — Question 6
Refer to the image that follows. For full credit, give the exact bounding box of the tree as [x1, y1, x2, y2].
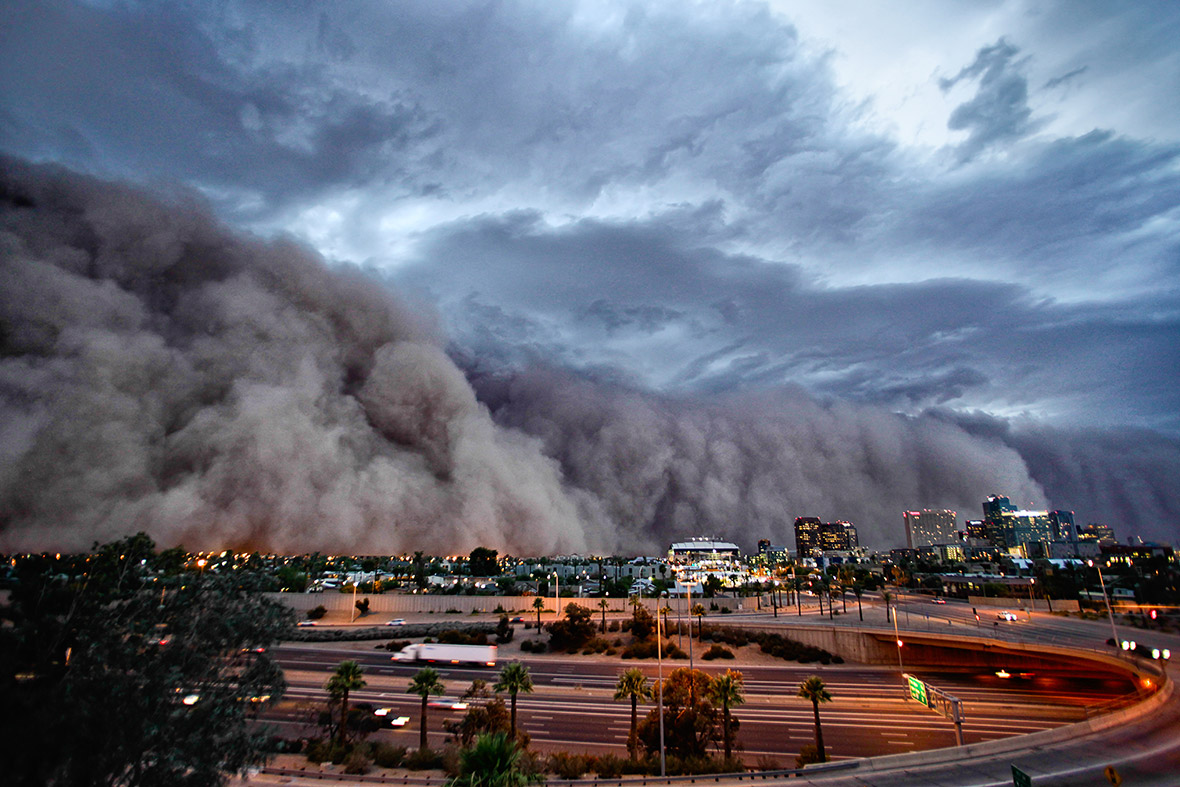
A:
[0, 534, 293, 787]
[446, 732, 543, 787]
[613, 668, 651, 761]
[630, 603, 656, 640]
[852, 584, 865, 622]
[326, 661, 366, 746]
[532, 597, 545, 629]
[445, 681, 512, 747]
[493, 662, 534, 741]
[546, 603, 597, 651]
[598, 598, 610, 632]
[637, 667, 720, 759]
[408, 667, 446, 751]
[355, 597, 370, 616]
[797, 676, 833, 763]
[691, 603, 707, 637]
[709, 669, 745, 760]
[413, 551, 429, 590]
[468, 547, 499, 578]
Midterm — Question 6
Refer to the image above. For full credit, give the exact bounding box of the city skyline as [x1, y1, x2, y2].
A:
[2, 1, 1178, 554]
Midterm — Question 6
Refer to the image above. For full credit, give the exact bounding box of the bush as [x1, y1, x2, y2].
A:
[343, 749, 371, 775]
[720, 607, 732, 614]
[372, 743, 407, 769]
[621, 639, 658, 659]
[608, 620, 621, 632]
[404, 748, 444, 770]
[307, 605, 328, 620]
[702, 644, 734, 660]
[795, 744, 823, 768]
[304, 738, 330, 764]
[548, 752, 591, 779]
[381, 639, 411, 651]
[445, 608, 462, 614]
[593, 753, 626, 778]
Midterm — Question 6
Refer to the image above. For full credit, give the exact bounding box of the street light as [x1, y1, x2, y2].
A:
[656, 590, 667, 777]
[1087, 559, 1120, 649]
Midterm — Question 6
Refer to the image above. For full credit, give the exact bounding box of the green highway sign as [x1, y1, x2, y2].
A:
[1012, 765, 1032, 787]
[906, 675, 928, 706]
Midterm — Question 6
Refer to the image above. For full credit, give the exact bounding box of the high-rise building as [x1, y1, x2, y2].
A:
[794, 517, 822, 557]
[965, 519, 987, 540]
[819, 521, 857, 551]
[981, 495, 1055, 554]
[903, 509, 958, 548]
[1049, 510, 1076, 542]
[1078, 523, 1117, 543]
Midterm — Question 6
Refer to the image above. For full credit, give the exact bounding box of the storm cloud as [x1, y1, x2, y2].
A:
[2, 2, 1179, 552]
[0, 159, 611, 554]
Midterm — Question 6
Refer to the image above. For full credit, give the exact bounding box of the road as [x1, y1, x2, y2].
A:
[265, 642, 1134, 763]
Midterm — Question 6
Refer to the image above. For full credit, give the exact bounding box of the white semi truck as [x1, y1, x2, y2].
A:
[392, 642, 498, 667]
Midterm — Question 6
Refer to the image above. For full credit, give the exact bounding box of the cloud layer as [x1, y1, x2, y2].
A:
[2, 2, 1179, 551]
[4, 162, 1177, 553]
[0, 159, 611, 554]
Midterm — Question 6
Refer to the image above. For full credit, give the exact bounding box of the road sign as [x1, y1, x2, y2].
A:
[1011, 764, 1032, 787]
[1104, 765, 1122, 786]
[906, 674, 928, 705]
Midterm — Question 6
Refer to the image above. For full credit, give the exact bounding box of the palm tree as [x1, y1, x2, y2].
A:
[598, 598, 610, 632]
[691, 603, 706, 637]
[613, 667, 651, 761]
[325, 660, 365, 745]
[852, 583, 864, 621]
[493, 662, 534, 740]
[709, 669, 745, 760]
[659, 603, 672, 634]
[882, 589, 892, 624]
[797, 676, 832, 763]
[532, 596, 545, 630]
[407, 667, 446, 750]
[447, 732, 543, 787]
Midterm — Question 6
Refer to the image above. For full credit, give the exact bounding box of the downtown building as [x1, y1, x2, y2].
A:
[980, 495, 1079, 558]
[795, 517, 857, 558]
[903, 509, 958, 549]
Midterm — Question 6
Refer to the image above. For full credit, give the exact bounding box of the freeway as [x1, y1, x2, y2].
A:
[265, 642, 1134, 763]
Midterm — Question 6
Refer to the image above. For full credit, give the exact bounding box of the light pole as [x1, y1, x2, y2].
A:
[686, 580, 694, 676]
[1088, 559, 1120, 648]
[892, 602, 904, 673]
[657, 590, 666, 777]
[553, 572, 560, 618]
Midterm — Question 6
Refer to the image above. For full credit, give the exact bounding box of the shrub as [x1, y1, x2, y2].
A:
[343, 749, 371, 775]
[404, 748, 444, 770]
[795, 744, 823, 768]
[381, 639, 411, 651]
[446, 608, 462, 614]
[621, 639, 658, 659]
[702, 644, 734, 660]
[754, 755, 781, 771]
[548, 752, 591, 779]
[593, 754, 626, 778]
[372, 743, 407, 769]
[720, 607, 732, 614]
[307, 605, 328, 620]
[494, 604, 506, 614]
[441, 744, 462, 777]
[304, 738, 330, 764]
[608, 620, 621, 632]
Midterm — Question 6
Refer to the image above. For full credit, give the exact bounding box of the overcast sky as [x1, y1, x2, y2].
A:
[2, 0, 1179, 548]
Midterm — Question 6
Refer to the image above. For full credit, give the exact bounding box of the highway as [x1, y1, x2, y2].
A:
[264, 640, 1135, 763]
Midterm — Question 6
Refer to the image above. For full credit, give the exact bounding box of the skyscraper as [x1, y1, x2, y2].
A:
[904, 509, 958, 549]
[794, 517, 821, 557]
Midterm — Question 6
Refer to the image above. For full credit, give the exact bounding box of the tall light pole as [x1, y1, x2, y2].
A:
[657, 590, 666, 777]
[686, 580, 694, 676]
[1088, 560, 1120, 648]
[892, 601, 904, 673]
[553, 571, 560, 618]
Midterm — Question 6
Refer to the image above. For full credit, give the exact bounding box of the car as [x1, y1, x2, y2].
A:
[509, 616, 525, 623]
[931, 598, 946, 604]
[427, 698, 469, 710]
[386, 618, 406, 626]
[296, 621, 317, 627]
[996, 611, 1018, 621]
[374, 708, 411, 727]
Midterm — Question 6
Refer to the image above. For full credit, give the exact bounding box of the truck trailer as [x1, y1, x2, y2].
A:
[392, 643, 498, 667]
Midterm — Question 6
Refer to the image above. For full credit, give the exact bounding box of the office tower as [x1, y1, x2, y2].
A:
[794, 517, 821, 557]
[903, 509, 958, 549]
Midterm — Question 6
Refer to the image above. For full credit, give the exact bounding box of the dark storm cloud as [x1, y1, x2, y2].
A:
[940, 38, 1039, 161]
[0, 159, 613, 554]
[399, 213, 1180, 432]
[2, 2, 1179, 551]
[935, 412, 1180, 541]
